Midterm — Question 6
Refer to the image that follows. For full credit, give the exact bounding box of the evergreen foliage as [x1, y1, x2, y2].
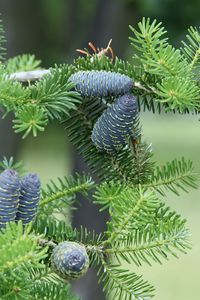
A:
[129, 18, 200, 112]
[0, 156, 24, 173]
[0, 17, 199, 300]
[6, 54, 42, 74]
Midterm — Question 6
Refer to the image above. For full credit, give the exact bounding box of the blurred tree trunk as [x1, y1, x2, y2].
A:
[0, 114, 19, 158]
[0, 0, 22, 163]
[85, 0, 139, 58]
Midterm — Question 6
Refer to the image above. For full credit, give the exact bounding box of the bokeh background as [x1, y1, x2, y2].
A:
[0, 1, 199, 299]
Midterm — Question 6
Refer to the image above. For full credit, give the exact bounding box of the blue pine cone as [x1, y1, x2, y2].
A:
[51, 241, 90, 280]
[69, 70, 133, 97]
[0, 169, 20, 229]
[91, 93, 138, 154]
[15, 173, 41, 224]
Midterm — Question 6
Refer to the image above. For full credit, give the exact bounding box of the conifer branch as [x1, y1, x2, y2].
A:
[105, 217, 191, 266]
[181, 26, 200, 69]
[0, 16, 198, 300]
[97, 260, 155, 300]
[6, 54, 42, 74]
[143, 158, 199, 195]
[39, 174, 94, 208]
[0, 222, 48, 274]
[129, 18, 200, 111]
[104, 187, 159, 245]
[33, 281, 80, 300]
[33, 217, 77, 243]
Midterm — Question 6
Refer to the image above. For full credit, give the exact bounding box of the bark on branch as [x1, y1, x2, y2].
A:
[9, 69, 50, 82]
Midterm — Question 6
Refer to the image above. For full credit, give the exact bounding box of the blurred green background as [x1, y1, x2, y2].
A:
[0, 1, 199, 299]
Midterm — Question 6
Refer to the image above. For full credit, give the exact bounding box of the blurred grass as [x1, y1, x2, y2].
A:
[17, 113, 200, 300]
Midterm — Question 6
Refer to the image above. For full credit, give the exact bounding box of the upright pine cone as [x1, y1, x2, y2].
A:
[91, 93, 138, 154]
[15, 173, 41, 224]
[0, 169, 20, 229]
[51, 241, 89, 280]
[69, 70, 133, 97]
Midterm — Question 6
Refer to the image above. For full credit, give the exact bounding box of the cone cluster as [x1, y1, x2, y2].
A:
[70, 70, 138, 154]
[0, 169, 41, 229]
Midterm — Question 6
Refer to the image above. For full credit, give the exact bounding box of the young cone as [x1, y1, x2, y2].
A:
[0, 169, 20, 229]
[69, 70, 133, 97]
[51, 241, 90, 280]
[91, 93, 138, 154]
[15, 173, 41, 224]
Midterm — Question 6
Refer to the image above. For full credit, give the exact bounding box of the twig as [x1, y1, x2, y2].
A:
[9, 69, 50, 82]
[39, 238, 57, 248]
[133, 80, 157, 94]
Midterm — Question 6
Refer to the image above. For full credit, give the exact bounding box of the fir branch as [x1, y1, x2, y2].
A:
[13, 104, 48, 138]
[76, 226, 105, 248]
[75, 49, 200, 113]
[156, 76, 199, 111]
[0, 268, 32, 299]
[129, 18, 168, 64]
[101, 187, 160, 244]
[105, 216, 191, 266]
[29, 65, 81, 120]
[0, 222, 48, 274]
[9, 56, 155, 99]
[143, 158, 199, 196]
[33, 281, 79, 300]
[181, 26, 200, 69]
[94, 181, 127, 212]
[2, 65, 82, 138]
[27, 266, 63, 286]
[129, 17, 200, 111]
[0, 67, 31, 112]
[0, 156, 24, 174]
[97, 261, 154, 300]
[142, 45, 187, 78]
[7, 56, 164, 116]
[6, 54, 42, 74]
[29, 266, 80, 300]
[129, 18, 184, 78]
[0, 266, 68, 300]
[33, 217, 77, 243]
[39, 173, 94, 208]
